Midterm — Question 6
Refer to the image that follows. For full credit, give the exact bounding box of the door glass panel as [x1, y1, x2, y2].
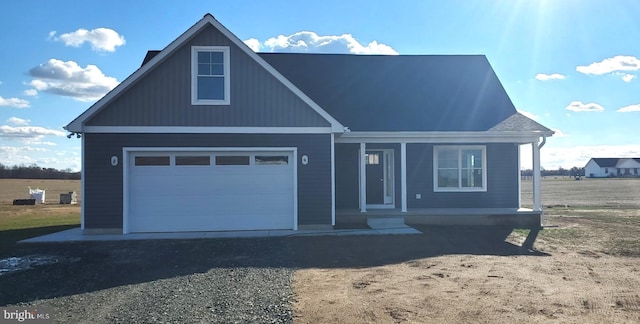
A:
[135, 156, 170, 166]
[176, 156, 210, 166]
[255, 156, 289, 165]
[365, 153, 380, 165]
[215, 156, 250, 165]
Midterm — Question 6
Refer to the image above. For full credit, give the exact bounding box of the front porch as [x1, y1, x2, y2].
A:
[336, 208, 542, 229]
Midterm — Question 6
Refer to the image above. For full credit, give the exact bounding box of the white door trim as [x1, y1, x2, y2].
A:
[122, 146, 297, 234]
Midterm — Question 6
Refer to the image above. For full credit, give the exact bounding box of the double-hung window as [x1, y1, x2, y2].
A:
[434, 146, 487, 192]
[191, 46, 230, 105]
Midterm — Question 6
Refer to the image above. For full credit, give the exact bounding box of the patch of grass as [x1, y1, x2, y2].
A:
[538, 227, 582, 241]
[0, 204, 80, 256]
[606, 239, 640, 257]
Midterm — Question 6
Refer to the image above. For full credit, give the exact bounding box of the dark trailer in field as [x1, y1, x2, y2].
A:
[65, 13, 554, 235]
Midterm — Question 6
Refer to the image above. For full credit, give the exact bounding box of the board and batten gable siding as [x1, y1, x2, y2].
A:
[406, 143, 519, 208]
[83, 133, 332, 229]
[85, 24, 330, 128]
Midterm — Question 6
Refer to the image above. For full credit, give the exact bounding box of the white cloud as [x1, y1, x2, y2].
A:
[0, 145, 79, 170]
[620, 73, 636, 82]
[617, 104, 640, 112]
[576, 55, 640, 81]
[246, 31, 398, 55]
[51, 28, 125, 52]
[535, 73, 565, 81]
[566, 101, 604, 112]
[0, 125, 66, 141]
[27, 59, 119, 101]
[551, 129, 568, 137]
[6, 117, 30, 126]
[244, 38, 261, 52]
[28, 141, 56, 146]
[517, 109, 539, 120]
[23, 89, 38, 96]
[0, 96, 30, 108]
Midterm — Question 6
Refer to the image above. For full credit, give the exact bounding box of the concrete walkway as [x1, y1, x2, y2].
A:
[21, 226, 422, 243]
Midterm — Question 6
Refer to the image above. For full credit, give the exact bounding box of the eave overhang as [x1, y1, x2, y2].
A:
[334, 130, 554, 144]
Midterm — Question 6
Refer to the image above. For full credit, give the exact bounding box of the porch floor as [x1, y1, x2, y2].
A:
[337, 208, 542, 229]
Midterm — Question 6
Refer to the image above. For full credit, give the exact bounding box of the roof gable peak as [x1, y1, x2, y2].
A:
[66, 14, 344, 133]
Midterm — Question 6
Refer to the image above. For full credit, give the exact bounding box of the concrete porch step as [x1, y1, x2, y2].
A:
[367, 217, 408, 229]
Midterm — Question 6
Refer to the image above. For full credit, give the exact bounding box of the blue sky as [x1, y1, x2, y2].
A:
[1, 0, 638, 171]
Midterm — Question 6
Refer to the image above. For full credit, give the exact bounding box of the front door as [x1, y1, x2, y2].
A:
[365, 149, 394, 207]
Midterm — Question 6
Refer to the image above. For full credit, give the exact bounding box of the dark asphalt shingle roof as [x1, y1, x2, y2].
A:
[591, 158, 640, 167]
[142, 51, 547, 132]
[259, 53, 520, 132]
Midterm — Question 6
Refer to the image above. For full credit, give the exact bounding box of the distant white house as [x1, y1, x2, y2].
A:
[585, 158, 640, 178]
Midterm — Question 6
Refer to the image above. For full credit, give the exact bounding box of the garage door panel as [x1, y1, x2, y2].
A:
[128, 150, 295, 233]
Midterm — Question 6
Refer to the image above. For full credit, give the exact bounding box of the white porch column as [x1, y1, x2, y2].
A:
[532, 140, 542, 211]
[331, 133, 336, 226]
[401, 142, 408, 212]
[359, 142, 367, 212]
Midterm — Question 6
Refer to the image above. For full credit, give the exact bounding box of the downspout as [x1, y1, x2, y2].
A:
[538, 135, 547, 149]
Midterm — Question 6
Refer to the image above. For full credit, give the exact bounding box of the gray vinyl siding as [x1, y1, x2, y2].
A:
[335, 142, 519, 210]
[407, 143, 519, 208]
[83, 133, 331, 229]
[86, 24, 330, 128]
[335, 144, 359, 209]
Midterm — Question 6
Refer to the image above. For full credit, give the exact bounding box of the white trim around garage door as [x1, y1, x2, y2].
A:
[83, 126, 333, 134]
[122, 147, 298, 234]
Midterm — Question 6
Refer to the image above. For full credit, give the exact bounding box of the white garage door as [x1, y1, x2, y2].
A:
[126, 149, 295, 233]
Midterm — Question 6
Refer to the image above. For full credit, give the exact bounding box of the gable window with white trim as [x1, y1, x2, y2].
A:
[191, 46, 230, 105]
[434, 145, 487, 192]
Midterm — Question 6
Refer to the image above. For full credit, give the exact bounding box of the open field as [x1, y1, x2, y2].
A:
[0, 179, 81, 205]
[0, 178, 639, 323]
[0, 179, 81, 255]
[521, 177, 640, 208]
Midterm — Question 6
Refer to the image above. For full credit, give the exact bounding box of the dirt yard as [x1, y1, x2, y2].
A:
[293, 178, 640, 323]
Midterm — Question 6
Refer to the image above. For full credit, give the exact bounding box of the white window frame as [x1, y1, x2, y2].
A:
[191, 46, 230, 105]
[433, 145, 487, 192]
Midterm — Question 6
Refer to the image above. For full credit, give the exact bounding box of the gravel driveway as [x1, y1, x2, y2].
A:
[0, 238, 294, 323]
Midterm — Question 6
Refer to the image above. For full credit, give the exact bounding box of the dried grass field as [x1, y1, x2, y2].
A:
[0, 179, 81, 205]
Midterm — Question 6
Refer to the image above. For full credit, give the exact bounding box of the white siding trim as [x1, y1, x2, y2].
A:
[359, 143, 367, 212]
[532, 141, 542, 211]
[81, 135, 85, 230]
[517, 144, 522, 209]
[82, 126, 332, 134]
[401, 142, 407, 213]
[336, 131, 551, 144]
[331, 133, 336, 226]
[292, 149, 299, 230]
[122, 148, 130, 234]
